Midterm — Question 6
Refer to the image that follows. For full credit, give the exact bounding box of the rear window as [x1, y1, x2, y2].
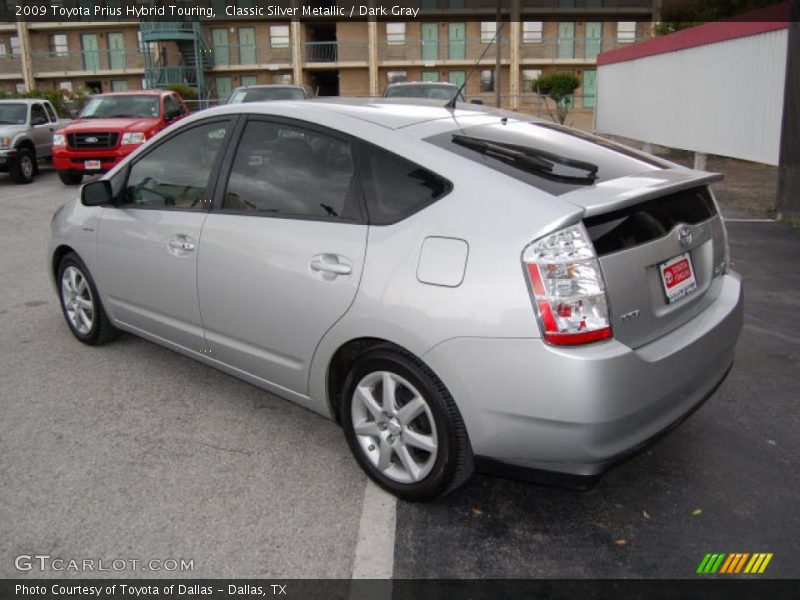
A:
[426, 120, 668, 196]
[229, 87, 306, 103]
[360, 145, 451, 225]
[584, 186, 718, 256]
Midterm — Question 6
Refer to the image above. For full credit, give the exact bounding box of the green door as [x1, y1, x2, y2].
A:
[448, 23, 465, 60]
[583, 70, 597, 108]
[216, 76, 232, 101]
[557, 22, 575, 59]
[421, 23, 438, 61]
[239, 27, 256, 65]
[448, 70, 465, 90]
[241, 75, 257, 87]
[81, 34, 100, 71]
[213, 28, 229, 66]
[108, 32, 125, 71]
[421, 71, 439, 82]
[584, 22, 602, 60]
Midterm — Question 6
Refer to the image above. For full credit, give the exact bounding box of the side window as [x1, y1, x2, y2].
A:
[123, 121, 230, 209]
[163, 94, 178, 116]
[44, 103, 58, 122]
[362, 146, 450, 225]
[31, 103, 47, 124]
[223, 120, 360, 220]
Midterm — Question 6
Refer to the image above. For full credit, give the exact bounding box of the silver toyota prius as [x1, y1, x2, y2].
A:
[49, 100, 743, 501]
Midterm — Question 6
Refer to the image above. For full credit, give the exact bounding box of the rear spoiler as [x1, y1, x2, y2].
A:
[561, 168, 724, 218]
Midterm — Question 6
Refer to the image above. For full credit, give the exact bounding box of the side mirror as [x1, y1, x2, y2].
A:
[69, 108, 79, 119]
[81, 180, 114, 207]
[32, 116, 47, 126]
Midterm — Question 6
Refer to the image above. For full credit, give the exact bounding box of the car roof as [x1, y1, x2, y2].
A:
[194, 97, 532, 131]
[386, 81, 458, 87]
[91, 90, 171, 97]
[234, 84, 306, 90]
[0, 98, 48, 105]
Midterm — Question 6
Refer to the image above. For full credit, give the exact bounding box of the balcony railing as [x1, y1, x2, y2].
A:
[210, 43, 292, 67]
[0, 55, 22, 76]
[379, 38, 511, 63]
[304, 41, 369, 64]
[30, 50, 148, 74]
[519, 36, 649, 61]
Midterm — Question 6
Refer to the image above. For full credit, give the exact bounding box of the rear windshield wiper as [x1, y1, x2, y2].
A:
[452, 134, 598, 185]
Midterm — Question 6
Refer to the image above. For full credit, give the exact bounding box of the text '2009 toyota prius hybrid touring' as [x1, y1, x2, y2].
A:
[49, 99, 743, 501]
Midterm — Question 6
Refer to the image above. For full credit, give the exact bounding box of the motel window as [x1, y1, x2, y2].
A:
[481, 22, 497, 44]
[523, 22, 543, 44]
[15, 83, 25, 93]
[51, 34, 68, 56]
[522, 69, 542, 92]
[0, 43, 6, 56]
[617, 22, 637, 43]
[58, 81, 73, 92]
[270, 25, 289, 49]
[10, 36, 20, 58]
[272, 73, 292, 85]
[111, 80, 128, 91]
[386, 23, 406, 45]
[480, 69, 494, 93]
[387, 71, 406, 84]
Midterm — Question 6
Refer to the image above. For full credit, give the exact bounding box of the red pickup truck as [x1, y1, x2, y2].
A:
[53, 90, 189, 185]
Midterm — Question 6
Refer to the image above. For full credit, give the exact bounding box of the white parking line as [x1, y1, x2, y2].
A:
[351, 479, 397, 579]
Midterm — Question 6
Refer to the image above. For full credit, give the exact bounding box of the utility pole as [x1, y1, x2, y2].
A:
[776, 0, 799, 219]
[494, 0, 501, 108]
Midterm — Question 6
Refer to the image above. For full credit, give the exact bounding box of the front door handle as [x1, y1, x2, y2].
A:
[310, 254, 352, 278]
[168, 234, 195, 254]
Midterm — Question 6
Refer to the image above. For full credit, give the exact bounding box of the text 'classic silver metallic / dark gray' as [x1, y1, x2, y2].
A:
[48, 99, 743, 501]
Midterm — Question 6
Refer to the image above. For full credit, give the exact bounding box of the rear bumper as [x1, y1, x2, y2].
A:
[53, 146, 135, 173]
[422, 272, 743, 477]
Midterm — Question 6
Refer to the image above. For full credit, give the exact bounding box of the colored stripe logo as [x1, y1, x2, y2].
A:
[697, 553, 773, 574]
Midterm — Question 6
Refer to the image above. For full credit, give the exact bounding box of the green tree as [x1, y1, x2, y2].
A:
[532, 71, 581, 125]
[656, 0, 778, 35]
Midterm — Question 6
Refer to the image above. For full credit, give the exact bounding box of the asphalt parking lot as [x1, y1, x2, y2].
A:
[1, 167, 798, 579]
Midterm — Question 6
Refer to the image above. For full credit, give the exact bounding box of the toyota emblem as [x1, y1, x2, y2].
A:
[678, 226, 693, 248]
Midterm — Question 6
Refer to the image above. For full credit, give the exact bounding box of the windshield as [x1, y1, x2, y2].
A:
[80, 95, 160, 119]
[228, 87, 306, 103]
[385, 85, 464, 101]
[0, 103, 28, 124]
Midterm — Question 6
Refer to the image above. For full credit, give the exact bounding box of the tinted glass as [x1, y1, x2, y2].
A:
[223, 121, 359, 220]
[123, 121, 229, 208]
[31, 104, 47, 123]
[362, 146, 450, 225]
[228, 87, 306, 103]
[426, 120, 668, 196]
[44, 103, 58, 122]
[81, 95, 160, 119]
[584, 186, 718, 256]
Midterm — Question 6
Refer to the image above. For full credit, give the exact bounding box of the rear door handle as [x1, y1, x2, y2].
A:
[310, 254, 352, 277]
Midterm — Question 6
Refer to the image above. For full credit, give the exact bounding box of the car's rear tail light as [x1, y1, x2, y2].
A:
[523, 223, 612, 346]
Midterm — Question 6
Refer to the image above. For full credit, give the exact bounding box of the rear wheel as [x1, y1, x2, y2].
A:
[341, 347, 473, 501]
[10, 148, 35, 184]
[59, 171, 83, 185]
[58, 252, 120, 345]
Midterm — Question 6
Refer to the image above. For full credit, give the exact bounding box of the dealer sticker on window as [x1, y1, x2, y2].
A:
[660, 252, 697, 304]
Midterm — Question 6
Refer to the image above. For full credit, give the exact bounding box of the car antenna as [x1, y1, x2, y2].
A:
[445, 21, 505, 110]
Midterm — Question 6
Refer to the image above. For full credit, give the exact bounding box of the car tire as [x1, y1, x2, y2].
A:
[341, 346, 473, 501]
[58, 171, 83, 186]
[57, 252, 120, 346]
[10, 148, 35, 184]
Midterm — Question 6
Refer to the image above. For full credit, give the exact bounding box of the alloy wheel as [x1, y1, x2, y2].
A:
[351, 371, 438, 484]
[61, 265, 94, 336]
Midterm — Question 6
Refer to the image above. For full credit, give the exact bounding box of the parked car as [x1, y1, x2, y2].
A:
[49, 100, 743, 501]
[383, 81, 465, 102]
[53, 90, 189, 185]
[0, 99, 70, 184]
[226, 85, 314, 104]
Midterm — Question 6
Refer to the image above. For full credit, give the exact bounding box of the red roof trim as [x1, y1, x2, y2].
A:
[597, 2, 790, 67]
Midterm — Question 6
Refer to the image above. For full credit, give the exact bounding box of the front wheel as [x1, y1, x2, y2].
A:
[57, 252, 120, 345]
[10, 148, 35, 184]
[58, 170, 83, 185]
[341, 347, 473, 501]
